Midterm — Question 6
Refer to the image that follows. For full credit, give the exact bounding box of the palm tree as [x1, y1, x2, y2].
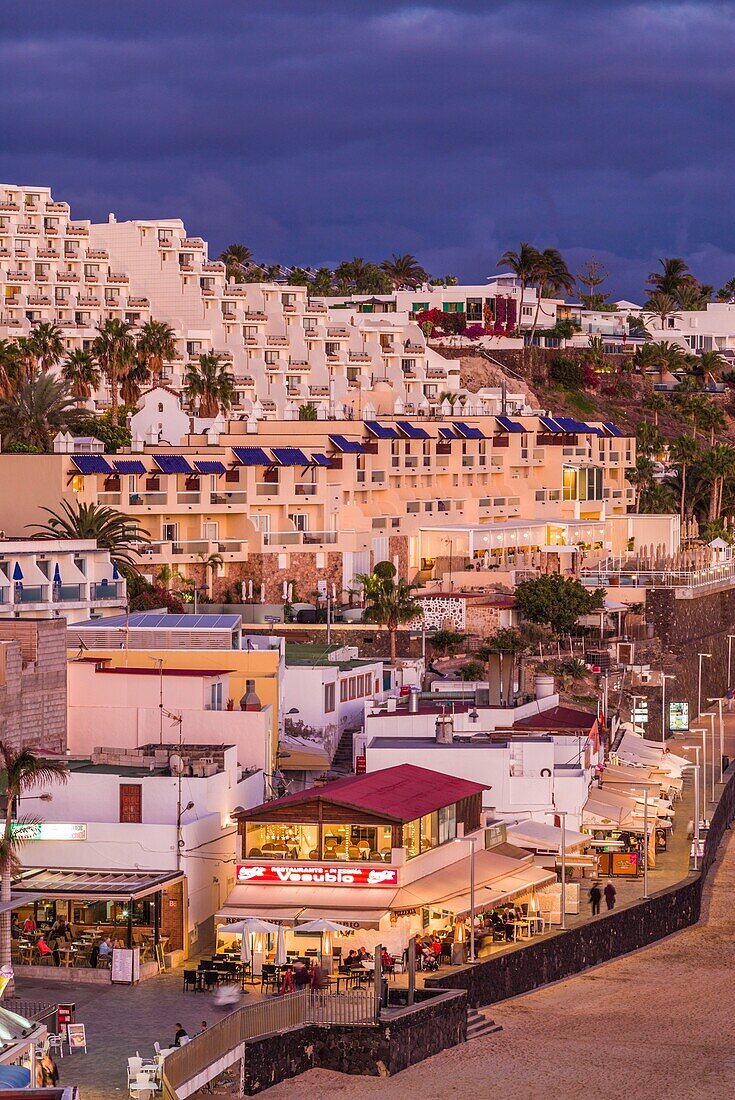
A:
[497, 242, 541, 334]
[699, 444, 735, 521]
[92, 319, 135, 426]
[14, 336, 38, 377]
[137, 320, 177, 387]
[0, 743, 67, 994]
[218, 243, 253, 283]
[716, 278, 735, 303]
[0, 371, 80, 451]
[647, 258, 692, 297]
[26, 322, 65, 373]
[380, 253, 429, 290]
[309, 267, 334, 297]
[676, 283, 710, 311]
[636, 421, 664, 458]
[627, 456, 656, 512]
[476, 628, 529, 706]
[0, 340, 21, 398]
[184, 353, 234, 417]
[639, 480, 677, 514]
[643, 391, 667, 426]
[357, 563, 421, 662]
[197, 551, 223, 595]
[643, 292, 679, 329]
[698, 349, 727, 381]
[118, 359, 151, 406]
[61, 350, 101, 406]
[528, 248, 574, 342]
[29, 500, 149, 566]
[669, 435, 700, 518]
[694, 401, 726, 446]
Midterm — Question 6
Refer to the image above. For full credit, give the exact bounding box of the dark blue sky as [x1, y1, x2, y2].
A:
[2, 1, 735, 300]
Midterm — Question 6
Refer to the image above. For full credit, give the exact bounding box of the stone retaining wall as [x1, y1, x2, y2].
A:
[424, 764, 735, 1008]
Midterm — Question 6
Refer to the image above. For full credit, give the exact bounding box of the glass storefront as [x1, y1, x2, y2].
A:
[404, 806, 456, 859]
[244, 821, 393, 862]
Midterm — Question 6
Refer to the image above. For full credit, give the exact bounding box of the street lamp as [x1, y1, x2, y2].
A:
[728, 635, 735, 692]
[684, 744, 701, 870]
[697, 653, 712, 720]
[454, 836, 477, 961]
[545, 810, 567, 929]
[708, 696, 725, 784]
[661, 673, 676, 745]
[629, 787, 649, 899]
[702, 711, 717, 801]
[691, 727, 708, 812]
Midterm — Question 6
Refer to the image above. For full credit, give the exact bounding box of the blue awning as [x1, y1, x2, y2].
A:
[194, 460, 227, 474]
[271, 447, 309, 466]
[437, 426, 457, 439]
[454, 420, 486, 440]
[113, 459, 146, 474]
[310, 453, 332, 467]
[232, 446, 271, 466]
[396, 420, 429, 440]
[154, 455, 194, 474]
[328, 435, 366, 454]
[364, 420, 399, 439]
[604, 421, 624, 437]
[494, 416, 524, 434]
[71, 455, 114, 475]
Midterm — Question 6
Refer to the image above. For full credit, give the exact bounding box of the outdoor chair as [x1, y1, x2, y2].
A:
[183, 969, 198, 992]
[260, 964, 279, 995]
[202, 970, 218, 991]
[47, 1034, 64, 1059]
[127, 1057, 143, 1083]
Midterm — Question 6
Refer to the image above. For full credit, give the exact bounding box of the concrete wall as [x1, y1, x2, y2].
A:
[0, 619, 67, 752]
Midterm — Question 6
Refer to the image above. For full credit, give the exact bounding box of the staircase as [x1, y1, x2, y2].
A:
[466, 1006, 503, 1041]
[331, 728, 355, 774]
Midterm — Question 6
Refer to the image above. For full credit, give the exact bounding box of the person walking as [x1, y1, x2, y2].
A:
[589, 882, 602, 916]
[604, 881, 617, 911]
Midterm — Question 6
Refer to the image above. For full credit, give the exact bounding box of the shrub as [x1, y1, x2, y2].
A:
[549, 357, 585, 389]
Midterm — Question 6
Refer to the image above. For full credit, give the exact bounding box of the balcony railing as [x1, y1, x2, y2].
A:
[295, 484, 317, 496]
[91, 582, 123, 600]
[17, 586, 48, 604]
[256, 482, 279, 496]
[176, 492, 201, 504]
[129, 492, 168, 506]
[209, 491, 247, 505]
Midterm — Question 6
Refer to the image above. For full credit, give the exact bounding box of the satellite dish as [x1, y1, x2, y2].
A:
[169, 754, 184, 775]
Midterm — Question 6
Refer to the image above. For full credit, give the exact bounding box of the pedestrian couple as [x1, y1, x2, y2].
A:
[589, 881, 616, 915]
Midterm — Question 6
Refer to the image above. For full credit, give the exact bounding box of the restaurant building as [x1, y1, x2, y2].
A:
[223, 764, 556, 957]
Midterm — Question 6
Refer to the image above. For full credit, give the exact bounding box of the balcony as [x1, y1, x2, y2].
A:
[17, 585, 49, 605]
[107, 273, 129, 284]
[295, 484, 317, 496]
[210, 491, 247, 505]
[86, 249, 109, 260]
[66, 225, 89, 236]
[177, 491, 201, 504]
[129, 491, 168, 506]
[98, 492, 122, 506]
[53, 584, 84, 603]
[91, 581, 123, 601]
[256, 482, 279, 496]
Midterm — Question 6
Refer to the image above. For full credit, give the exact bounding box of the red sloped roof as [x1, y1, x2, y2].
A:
[242, 764, 487, 823]
[512, 706, 598, 731]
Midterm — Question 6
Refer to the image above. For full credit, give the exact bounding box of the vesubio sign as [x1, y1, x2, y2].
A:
[236, 863, 398, 887]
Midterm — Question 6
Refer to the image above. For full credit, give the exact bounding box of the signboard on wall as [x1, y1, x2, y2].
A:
[669, 701, 689, 732]
[236, 863, 398, 887]
[9, 822, 87, 841]
[632, 702, 649, 725]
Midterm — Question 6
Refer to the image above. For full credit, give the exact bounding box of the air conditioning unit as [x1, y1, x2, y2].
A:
[617, 642, 635, 666]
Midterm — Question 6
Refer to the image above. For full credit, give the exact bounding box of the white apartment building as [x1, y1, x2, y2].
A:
[0, 182, 464, 417]
[646, 301, 735, 359]
[0, 537, 125, 622]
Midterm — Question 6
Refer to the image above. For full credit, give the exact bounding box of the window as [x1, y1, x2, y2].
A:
[289, 513, 309, 532]
[210, 682, 223, 711]
[244, 822, 318, 860]
[119, 784, 142, 823]
[322, 823, 393, 861]
[203, 522, 219, 540]
[324, 682, 335, 713]
[340, 680, 348, 702]
[162, 523, 178, 542]
[522, 305, 533, 317]
[404, 807, 454, 858]
[438, 804, 457, 844]
[466, 298, 483, 322]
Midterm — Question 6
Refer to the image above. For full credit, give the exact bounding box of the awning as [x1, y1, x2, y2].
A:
[271, 447, 309, 466]
[494, 415, 524, 433]
[218, 883, 395, 925]
[280, 743, 332, 771]
[310, 453, 332, 467]
[391, 848, 532, 912]
[506, 821, 588, 853]
[0, 893, 45, 914]
[12, 868, 184, 901]
[396, 420, 429, 440]
[583, 789, 637, 826]
[453, 420, 485, 440]
[434, 866, 557, 918]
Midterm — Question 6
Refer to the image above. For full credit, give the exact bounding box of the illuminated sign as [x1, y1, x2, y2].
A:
[236, 863, 399, 887]
[9, 823, 87, 842]
[669, 701, 689, 732]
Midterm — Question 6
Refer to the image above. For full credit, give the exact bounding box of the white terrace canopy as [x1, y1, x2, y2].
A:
[418, 519, 607, 559]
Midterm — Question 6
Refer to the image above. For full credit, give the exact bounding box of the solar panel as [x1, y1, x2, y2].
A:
[396, 420, 429, 440]
[271, 447, 309, 466]
[113, 459, 146, 474]
[154, 455, 194, 474]
[232, 446, 272, 465]
[310, 453, 332, 467]
[83, 611, 242, 629]
[194, 460, 226, 474]
[437, 426, 457, 439]
[328, 435, 366, 454]
[538, 416, 564, 433]
[494, 416, 524, 434]
[454, 420, 486, 439]
[71, 455, 113, 475]
[555, 416, 596, 434]
[604, 421, 624, 437]
[364, 420, 399, 439]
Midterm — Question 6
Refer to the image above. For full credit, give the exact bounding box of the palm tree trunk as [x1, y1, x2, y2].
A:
[110, 363, 119, 426]
[528, 280, 546, 345]
[709, 480, 718, 521]
[389, 627, 397, 663]
[0, 853, 14, 996]
[680, 466, 686, 520]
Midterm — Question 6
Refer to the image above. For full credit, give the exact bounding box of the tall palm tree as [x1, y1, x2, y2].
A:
[0, 743, 67, 994]
[528, 248, 575, 341]
[699, 444, 735, 521]
[309, 267, 334, 297]
[183, 353, 234, 417]
[357, 564, 421, 662]
[0, 371, 80, 451]
[380, 253, 429, 290]
[0, 340, 21, 398]
[119, 359, 151, 406]
[643, 390, 667, 426]
[669, 435, 700, 519]
[26, 322, 65, 373]
[61, 350, 101, 406]
[646, 258, 692, 297]
[627, 455, 656, 512]
[218, 243, 253, 283]
[497, 243, 541, 334]
[716, 278, 735, 303]
[136, 320, 177, 387]
[92, 319, 135, 426]
[636, 421, 664, 458]
[643, 292, 679, 329]
[675, 282, 710, 311]
[698, 349, 727, 381]
[29, 500, 149, 566]
[14, 336, 38, 377]
[694, 401, 726, 446]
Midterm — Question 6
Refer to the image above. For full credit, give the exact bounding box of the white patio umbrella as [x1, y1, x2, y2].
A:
[297, 919, 352, 968]
[240, 931, 251, 965]
[275, 923, 287, 966]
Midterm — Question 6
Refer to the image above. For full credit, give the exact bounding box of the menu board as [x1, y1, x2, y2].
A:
[111, 947, 140, 984]
[67, 1023, 87, 1053]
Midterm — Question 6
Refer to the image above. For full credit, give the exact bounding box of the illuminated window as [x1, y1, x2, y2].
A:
[244, 822, 318, 860]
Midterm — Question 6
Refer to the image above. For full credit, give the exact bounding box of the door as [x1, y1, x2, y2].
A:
[119, 784, 142, 823]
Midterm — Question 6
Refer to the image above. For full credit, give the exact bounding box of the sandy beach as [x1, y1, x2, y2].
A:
[258, 830, 735, 1100]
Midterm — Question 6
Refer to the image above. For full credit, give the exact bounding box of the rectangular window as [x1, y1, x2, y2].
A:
[210, 682, 223, 710]
[324, 682, 335, 713]
[340, 680, 348, 703]
[244, 822, 318, 860]
[119, 784, 142, 823]
[348, 677, 357, 701]
[438, 804, 457, 844]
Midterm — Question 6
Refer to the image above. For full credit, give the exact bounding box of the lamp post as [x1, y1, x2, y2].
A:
[630, 787, 649, 899]
[546, 810, 567, 929]
[703, 711, 717, 802]
[728, 635, 735, 692]
[661, 673, 676, 745]
[708, 696, 725, 784]
[455, 836, 477, 961]
[691, 727, 707, 813]
[685, 744, 701, 869]
[697, 652, 712, 720]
